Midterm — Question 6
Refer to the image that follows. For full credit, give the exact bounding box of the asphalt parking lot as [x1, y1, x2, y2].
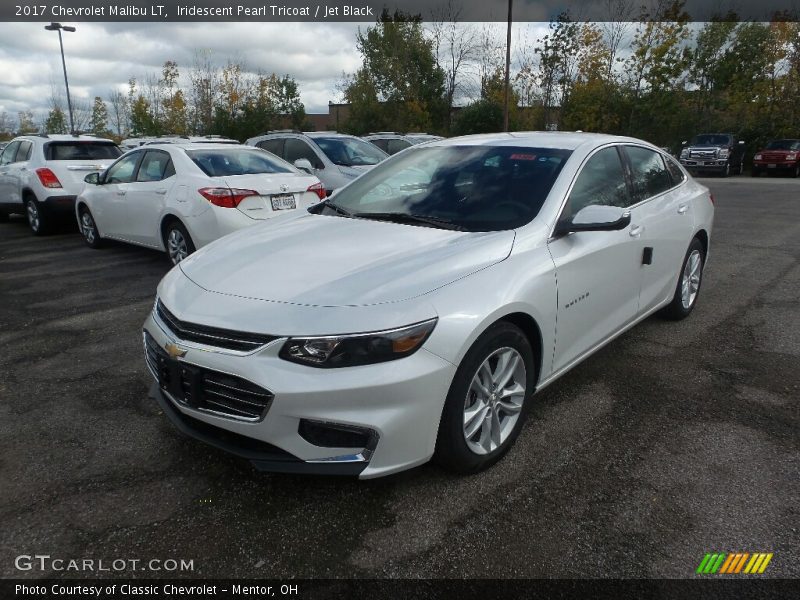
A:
[0, 176, 798, 580]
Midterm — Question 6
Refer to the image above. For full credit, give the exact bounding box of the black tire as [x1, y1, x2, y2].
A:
[659, 238, 706, 321]
[793, 164, 800, 178]
[738, 160, 744, 175]
[25, 195, 52, 236]
[163, 220, 196, 265]
[751, 168, 760, 177]
[720, 162, 730, 178]
[435, 321, 536, 474]
[0, 211, 8, 223]
[78, 206, 103, 249]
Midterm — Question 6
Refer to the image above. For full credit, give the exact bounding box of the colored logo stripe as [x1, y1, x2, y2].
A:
[697, 552, 773, 574]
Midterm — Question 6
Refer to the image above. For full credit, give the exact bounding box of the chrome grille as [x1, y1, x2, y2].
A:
[144, 331, 274, 421]
[689, 149, 717, 159]
[156, 300, 277, 352]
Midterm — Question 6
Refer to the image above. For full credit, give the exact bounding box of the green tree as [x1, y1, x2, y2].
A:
[344, 9, 446, 133]
[44, 108, 67, 134]
[90, 96, 109, 136]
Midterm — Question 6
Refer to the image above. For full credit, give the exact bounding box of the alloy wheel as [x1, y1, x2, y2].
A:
[26, 201, 40, 232]
[462, 347, 527, 455]
[167, 228, 189, 264]
[681, 249, 702, 309]
[80, 211, 96, 244]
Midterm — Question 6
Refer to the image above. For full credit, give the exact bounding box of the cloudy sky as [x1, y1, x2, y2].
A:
[0, 21, 375, 120]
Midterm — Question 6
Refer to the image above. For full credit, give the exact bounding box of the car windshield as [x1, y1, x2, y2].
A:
[691, 134, 731, 146]
[318, 145, 571, 232]
[45, 142, 122, 161]
[187, 148, 292, 176]
[765, 139, 800, 150]
[313, 136, 388, 167]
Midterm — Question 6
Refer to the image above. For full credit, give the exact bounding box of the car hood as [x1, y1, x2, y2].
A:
[179, 213, 515, 307]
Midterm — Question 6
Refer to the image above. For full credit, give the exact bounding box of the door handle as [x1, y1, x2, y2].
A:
[678, 204, 689, 214]
[629, 225, 643, 237]
[19, 167, 27, 172]
[117, 190, 126, 196]
[155, 188, 167, 195]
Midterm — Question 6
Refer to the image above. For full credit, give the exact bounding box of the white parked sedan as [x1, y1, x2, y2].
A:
[76, 143, 325, 264]
[143, 132, 714, 478]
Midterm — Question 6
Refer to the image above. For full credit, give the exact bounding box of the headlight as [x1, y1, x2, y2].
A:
[786, 153, 797, 160]
[754, 153, 763, 160]
[279, 319, 438, 368]
[718, 148, 730, 158]
[680, 149, 689, 158]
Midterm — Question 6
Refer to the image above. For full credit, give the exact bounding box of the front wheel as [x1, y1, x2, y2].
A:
[435, 322, 536, 474]
[720, 162, 731, 178]
[793, 164, 800, 178]
[78, 207, 103, 248]
[164, 221, 196, 265]
[659, 238, 705, 321]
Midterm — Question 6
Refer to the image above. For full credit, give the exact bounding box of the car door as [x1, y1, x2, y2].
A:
[94, 151, 143, 240]
[547, 145, 642, 373]
[622, 146, 692, 314]
[0, 141, 22, 205]
[124, 150, 177, 247]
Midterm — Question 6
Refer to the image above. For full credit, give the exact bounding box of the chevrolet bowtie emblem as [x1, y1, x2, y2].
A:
[164, 342, 187, 359]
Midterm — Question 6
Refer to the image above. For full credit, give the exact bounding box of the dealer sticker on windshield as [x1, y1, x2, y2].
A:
[271, 194, 296, 210]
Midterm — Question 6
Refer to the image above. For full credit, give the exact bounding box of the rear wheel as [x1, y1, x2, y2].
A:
[78, 207, 103, 249]
[435, 322, 535, 474]
[25, 196, 51, 236]
[164, 221, 195, 265]
[659, 238, 705, 321]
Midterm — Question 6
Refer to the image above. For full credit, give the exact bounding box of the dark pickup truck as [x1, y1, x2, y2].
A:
[679, 133, 746, 177]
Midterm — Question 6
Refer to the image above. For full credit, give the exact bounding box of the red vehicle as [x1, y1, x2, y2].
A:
[752, 139, 800, 177]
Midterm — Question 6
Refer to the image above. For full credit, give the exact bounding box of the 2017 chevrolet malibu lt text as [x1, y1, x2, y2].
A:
[143, 132, 714, 479]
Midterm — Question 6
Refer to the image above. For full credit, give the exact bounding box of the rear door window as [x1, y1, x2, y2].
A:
[45, 142, 122, 161]
[664, 155, 686, 185]
[256, 138, 284, 157]
[624, 146, 674, 202]
[136, 150, 173, 182]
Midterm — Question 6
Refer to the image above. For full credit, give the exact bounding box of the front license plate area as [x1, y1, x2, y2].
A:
[271, 194, 296, 210]
[767, 164, 777, 168]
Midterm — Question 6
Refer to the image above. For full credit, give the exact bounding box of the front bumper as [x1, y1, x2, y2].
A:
[680, 159, 728, 171]
[143, 309, 457, 478]
[752, 161, 797, 172]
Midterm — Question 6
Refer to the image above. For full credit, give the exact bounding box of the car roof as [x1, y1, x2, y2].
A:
[142, 142, 263, 151]
[428, 131, 647, 151]
[19, 134, 115, 143]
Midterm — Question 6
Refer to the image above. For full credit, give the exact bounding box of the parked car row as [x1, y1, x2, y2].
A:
[678, 132, 800, 178]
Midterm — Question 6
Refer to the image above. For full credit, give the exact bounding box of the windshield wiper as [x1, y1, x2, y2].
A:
[353, 212, 464, 231]
[321, 201, 354, 217]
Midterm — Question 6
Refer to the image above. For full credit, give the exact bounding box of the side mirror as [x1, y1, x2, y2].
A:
[84, 172, 101, 185]
[555, 205, 631, 236]
[294, 158, 314, 174]
[681, 140, 688, 146]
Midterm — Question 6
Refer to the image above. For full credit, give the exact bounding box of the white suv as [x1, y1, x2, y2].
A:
[0, 134, 121, 234]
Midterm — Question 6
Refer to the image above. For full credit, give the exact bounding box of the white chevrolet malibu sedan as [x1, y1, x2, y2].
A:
[76, 143, 325, 264]
[143, 132, 713, 478]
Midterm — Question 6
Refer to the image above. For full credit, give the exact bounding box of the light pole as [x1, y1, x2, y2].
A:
[503, 0, 513, 132]
[44, 22, 76, 135]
